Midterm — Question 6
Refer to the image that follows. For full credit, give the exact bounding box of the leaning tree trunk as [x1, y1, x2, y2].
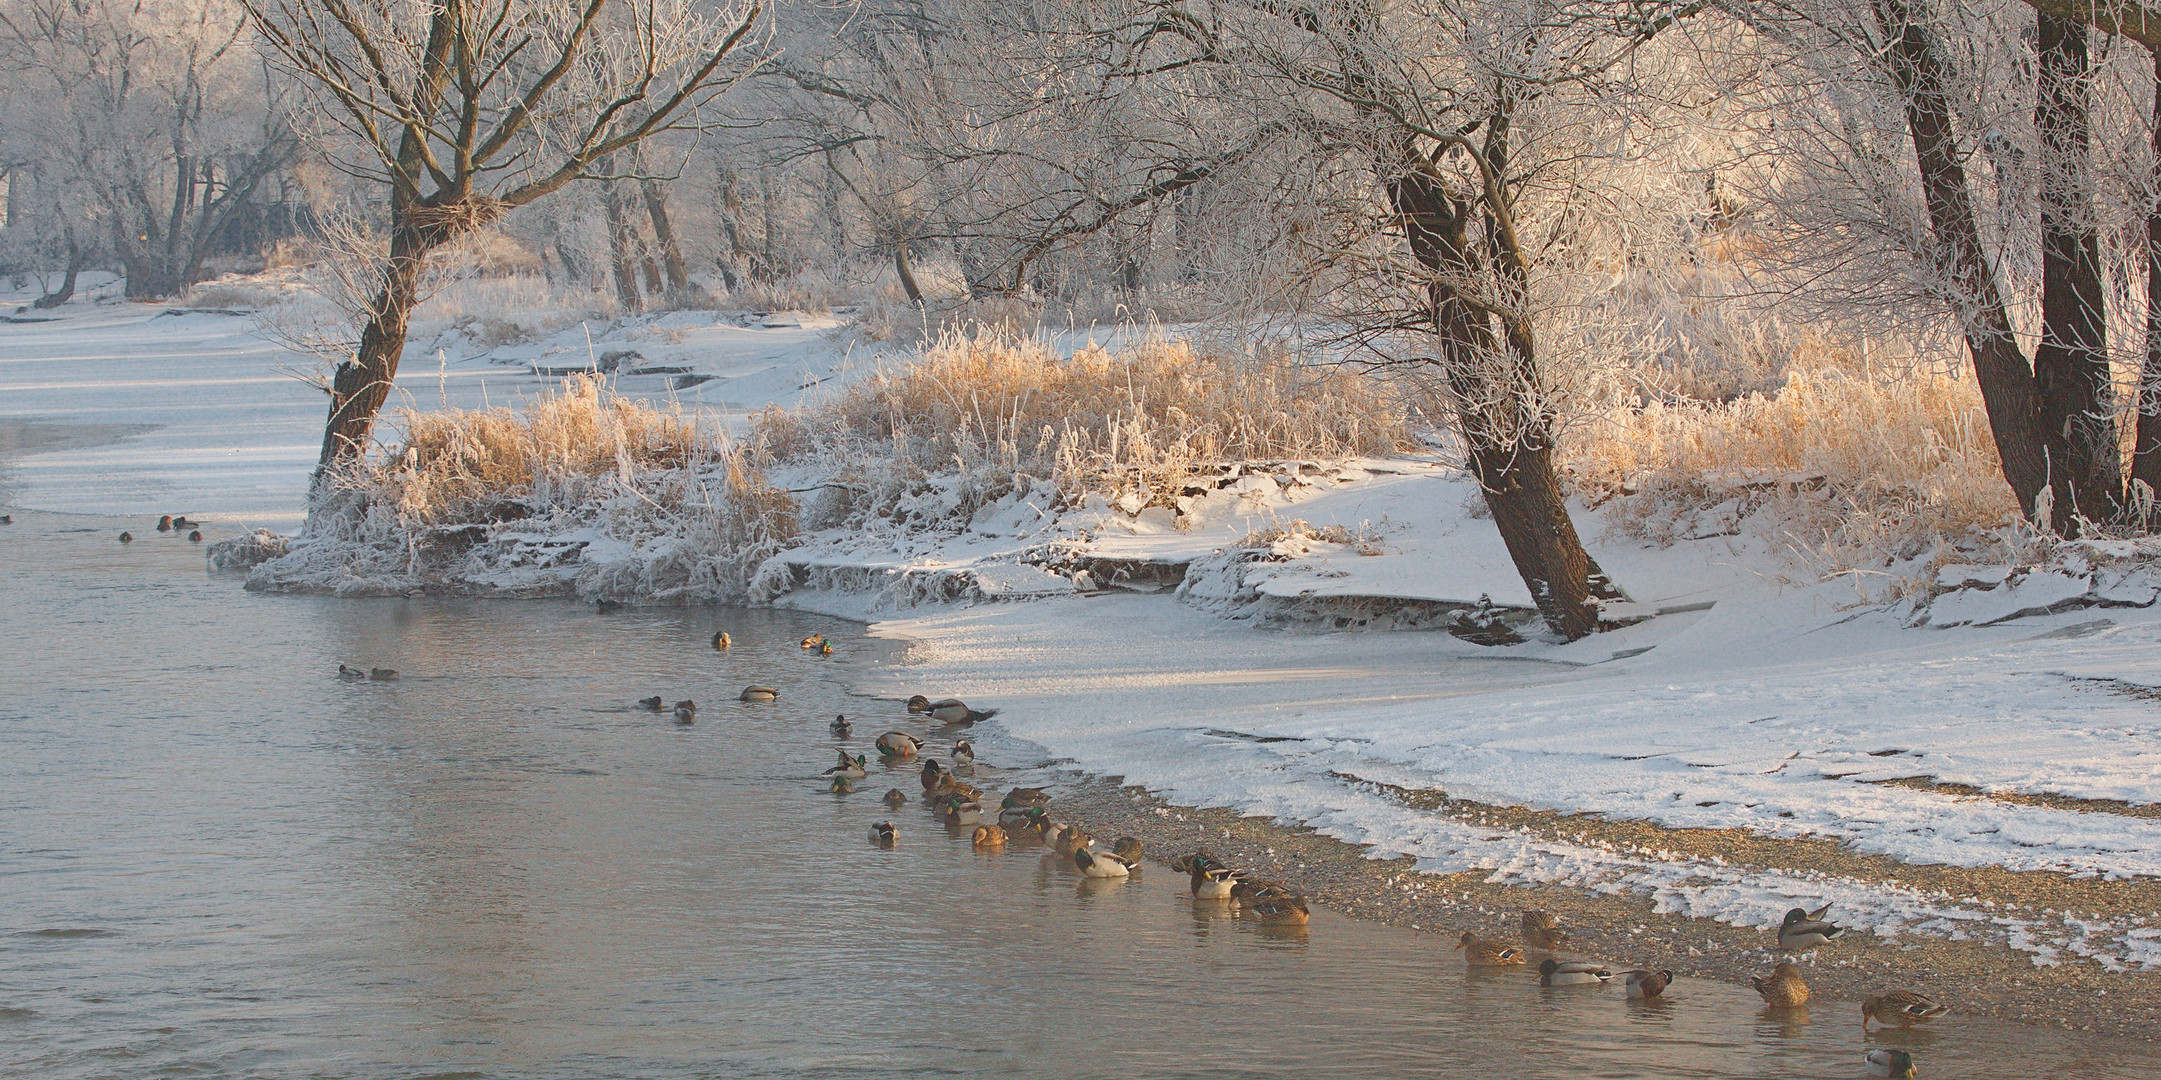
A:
[1391, 168, 1607, 641]
[32, 233, 83, 309]
[2133, 47, 2161, 509]
[318, 235, 428, 466]
[2033, 13, 2122, 525]
[893, 241, 924, 305]
[1878, 0, 2065, 523]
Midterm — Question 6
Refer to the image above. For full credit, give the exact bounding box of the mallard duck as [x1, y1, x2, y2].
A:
[1863, 990, 1948, 1030]
[740, 685, 779, 703]
[823, 752, 867, 779]
[638, 696, 664, 711]
[1112, 836, 1142, 863]
[1778, 905, 1843, 951]
[1001, 786, 1051, 810]
[999, 804, 1047, 832]
[951, 740, 975, 766]
[868, 821, 897, 846]
[1623, 969, 1673, 999]
[188, 530, 202, 542]
[118, 531, 132, 542]
[936, 795, 983, 825]
[1, 514, 12, 524]
[157, 515, 174, 532]
[171, 516, 197, 529]
[338, 664, 366, 680]
[711, 631, 731, 649]
[1074, 846, 1135, 878]
[875, 731, 924, 759]
[801, 634, 824, 649]
[1538, 959, 1613, 987]
[819, 641, 834, 656]
[931, 775, 982, 803]
[920, 759, 947, 791]
[371, 668, 399, 681]
[972, 824, 1007, 848]
[1752, 961, 1810, 1008]
[1865, 1049, 1918, 1078]
[906, 695, 999, 725]
[829, 775, 856, 794]
[1521, 910, 1567, 951]
[672, 700, 696, 723]
[1246, 887, 1311, 925]
[883, 787, 908, 807]
[830, 714, 853, 737]
[1048, 822, 1093, 856]
[1454, 932, 1527, 967]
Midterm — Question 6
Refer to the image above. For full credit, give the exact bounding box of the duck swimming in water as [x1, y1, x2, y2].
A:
[920, 759, 947, 791]
[1242, 883, 1310, 925]
[830, 714, 853, 737]
[1454, 932, 1526, 967]
[1865, 1049, 1918, 1079]
[868, 821, 897, 846]
[188, 530, 202, 542]
[883, 788, 908, 808]
[972, 824, 1007, 848]
[371, 668, 399, 681]
[801, 634, 825, 649]
[819, 641, 834, 656]
[1752, 961, 1810, 1008]
[1538, 959, 1613, 987]
[1623, 969, 1673, 999]
[740, 685, 779, 703]
[876, 731, 924, 759]
[638, 696, 664, 711]
[1073, 846, 1135, 878]
[1000, 786, 1051, 810]
[171, 516, 197, 529]
[712, 631, 731, 649]
[950, 740, 975, 766]
[118, 531, 132, 542]
[823, 752, 868, 779]
[1112, 836, 1142, 863]
[1863, 990, 1948, 1031]
[157, 515, 174, 531]
[829, 775, 855, 794]
[1046, 821, 1092, 856]
[672, 700, 696, 723]
[905, 695, 999, 726]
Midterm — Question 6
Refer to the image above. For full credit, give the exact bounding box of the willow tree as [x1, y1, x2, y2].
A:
[240, 0, 765, 473]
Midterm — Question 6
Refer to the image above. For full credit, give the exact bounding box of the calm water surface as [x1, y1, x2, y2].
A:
[0, 510, 2149, 1079]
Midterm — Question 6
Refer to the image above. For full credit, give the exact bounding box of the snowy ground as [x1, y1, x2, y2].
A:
[5, 278, 2157, 972]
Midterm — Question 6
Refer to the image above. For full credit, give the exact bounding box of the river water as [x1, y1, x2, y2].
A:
[0, 509, 2150, 1079]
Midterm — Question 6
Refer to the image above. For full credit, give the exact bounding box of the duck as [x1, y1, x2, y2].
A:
[830, 715, 853, 737]
[0, 514, 11, 524]
[1244, 885, 1311, 925]
[171, 516, 198, 529]
[829, 775, 856, 794]
[905, 695, 999, 725]
[157, 515, 174, 531]
[883, 788, 909, 808]
[930, 774, 982, 802]
[1778, 904, 1843, 951]
[1000, 786, 1051, 810]
[672, 699, 696, 723]
[1623, 969, 1673, 999]
[920, 759, 947, 791]
[188, 530, 202, 542]
[999, 804, 1048, 833]
[875, 731, 924, 759]
[1112, 836, 1142, 863]
[819, 641, 834, 656]
[1862, 990, 1948, 1030]
[868, 821, 897, 846]
[1752, 961, 1810, 1008]
[801, 634, 825, 649]
[371, 668, 399, 681]
[711, 631, 731, 650]
[638, 696, 664, 710]
[1180, 851, 1246, 898]
[118, 531, 132, 542]
[1454, 932, 1527, 967]
[1521, 910, 1567, 950]
[740, 685, 779, 703]
[1865, 1049, 1918, 1079]
[935, 794, 984, 825]
[1048, 822, 1093, 856]
[951, 740, 975, 766]
[823, 752, 868, 779]
[1538, 958, 1613, 987]
[338, 664, 367, 680]
[972, 824, 1008, 848]
[1073, 846, 1135, 878]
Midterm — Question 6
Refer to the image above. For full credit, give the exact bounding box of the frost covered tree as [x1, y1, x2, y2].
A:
[0, 0, 300, 299]
[239, 0, 767, 472]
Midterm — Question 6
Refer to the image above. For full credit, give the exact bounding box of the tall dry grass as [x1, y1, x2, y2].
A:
[1566, 357, 2017, 573]
[759, 330, 1412, 529]
[300, 376, 796, 600]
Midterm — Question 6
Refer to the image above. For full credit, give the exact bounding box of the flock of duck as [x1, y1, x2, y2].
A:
[115, 514, 204, 543]
[1447, 903, 1943, 1076]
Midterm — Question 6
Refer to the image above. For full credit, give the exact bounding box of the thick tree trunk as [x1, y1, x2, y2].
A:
[2134, 49, 2161, 507]
[1391, 168, 1605, 641]
[602, 179, 645, 313]
[2034, 14, 2122, 523]
[1878, 0, 2064, 523]
[32, 234, 83, 309]
[639, 178, 691, 295]
[318, 234, 427, 467]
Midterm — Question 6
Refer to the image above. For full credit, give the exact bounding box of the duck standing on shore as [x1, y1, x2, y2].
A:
[1521, 910, 1567, 950]
[1778, 904, 1842, 951]
[1752, 962, 1810, 1008]
[951, 740, 975, 766]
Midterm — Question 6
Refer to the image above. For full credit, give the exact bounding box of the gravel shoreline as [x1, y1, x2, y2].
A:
[1052, 776, 2161, 1042]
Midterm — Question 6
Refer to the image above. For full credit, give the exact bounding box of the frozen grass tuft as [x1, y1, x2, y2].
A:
[760, 329, 1412, 531]
[1567, 354, 2017, 576]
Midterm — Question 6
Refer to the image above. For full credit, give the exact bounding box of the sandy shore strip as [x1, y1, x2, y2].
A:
[1049, 776, 2161, 1041]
